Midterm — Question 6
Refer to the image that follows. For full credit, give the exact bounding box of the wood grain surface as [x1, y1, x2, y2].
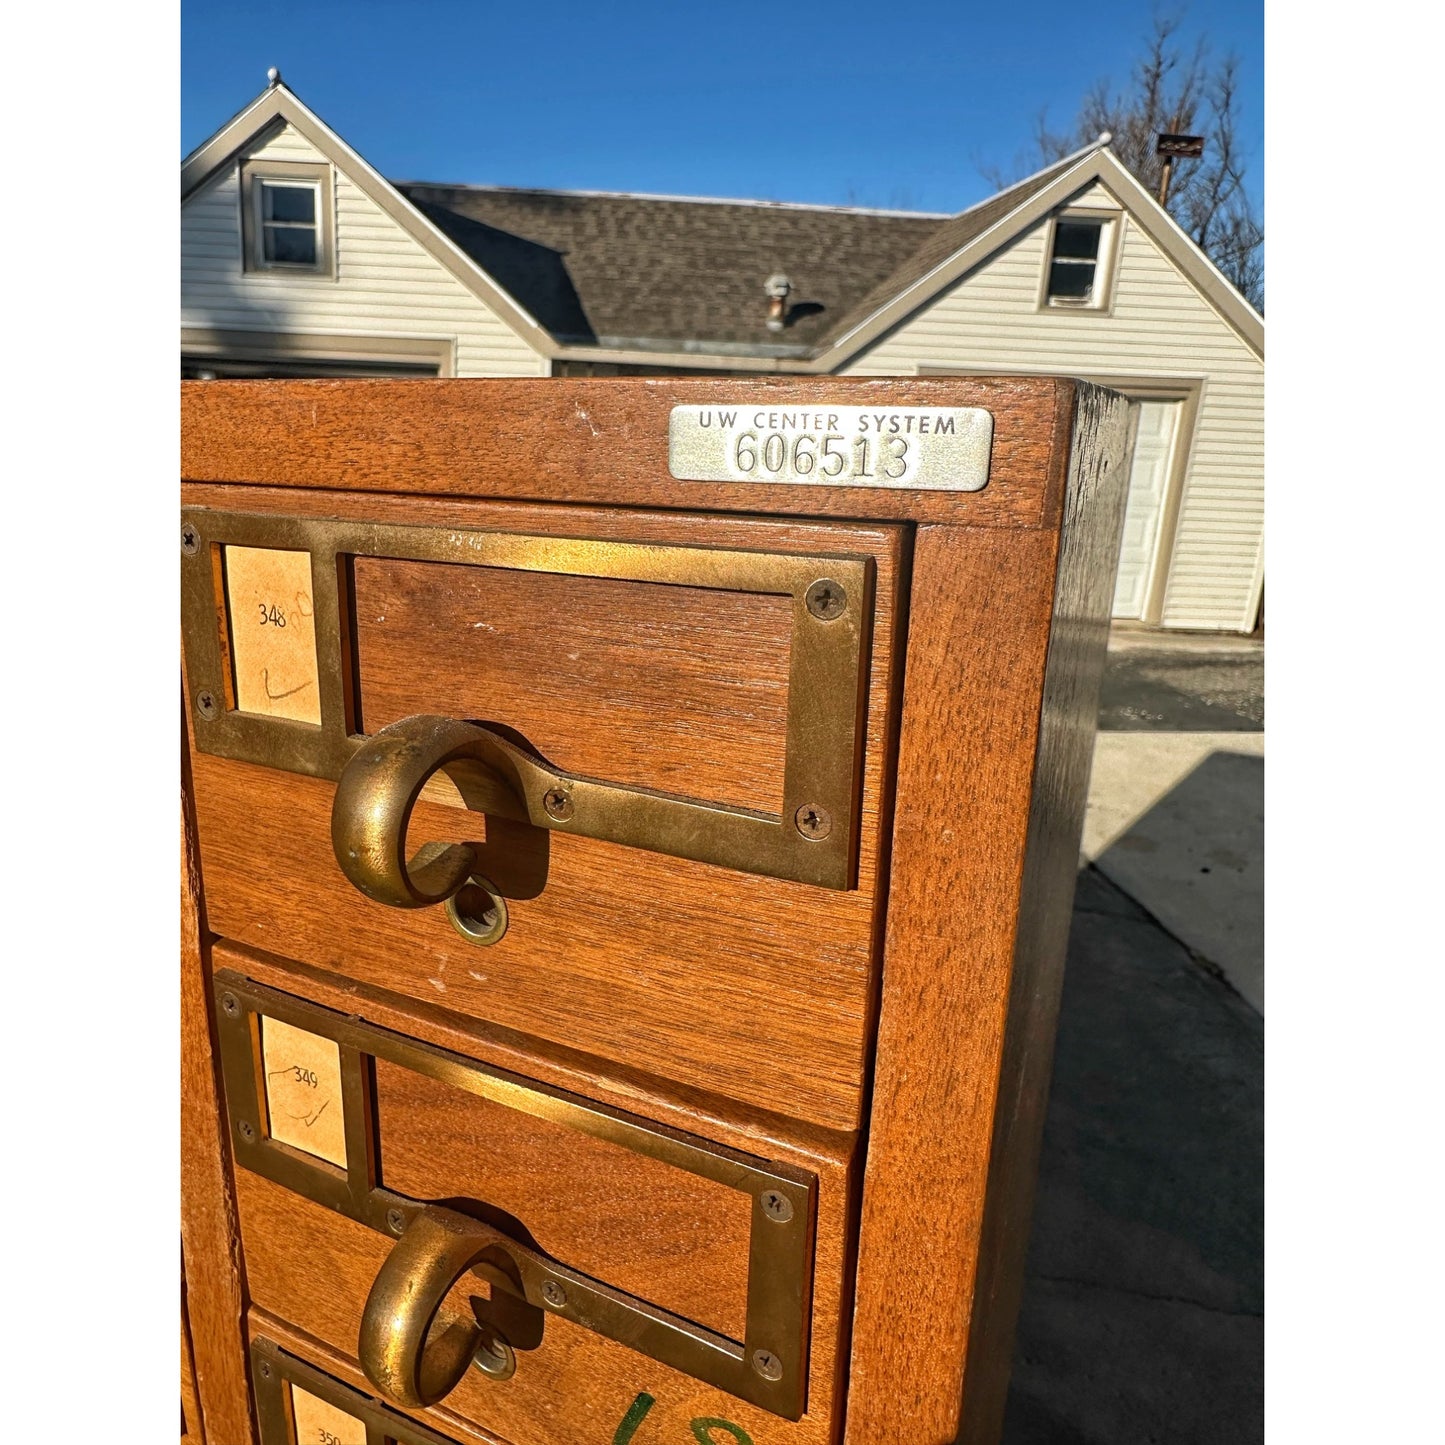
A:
[372, 1057, 754, 1340]
[182, 710, 257, 1445]
[352, 556, 795, 814]
[181, 1276, 203, 1443]
[234, 1117, 854, 1445]
[842, 391, 1130, 1444]
[842, 523, 1061, 1443]
[181, 375, 1069, 528]
[951, 385, 1132, 1445]
[220, 943, 862, 1440]
[185, 488, 906, 1133]
[216, 937, 856, 1165]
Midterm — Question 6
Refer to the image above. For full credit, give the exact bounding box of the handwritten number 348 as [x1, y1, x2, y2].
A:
[258, 602, 287, 628]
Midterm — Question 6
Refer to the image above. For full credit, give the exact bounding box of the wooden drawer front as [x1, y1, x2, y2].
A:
[184, 487, 905, 1132]
[352, 555, 796, 815]
[217, 968, 855, 1443]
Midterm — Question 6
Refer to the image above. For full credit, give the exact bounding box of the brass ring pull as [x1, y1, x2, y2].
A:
[331, 715, 542, 909]
[358, 1205, 518, 1408]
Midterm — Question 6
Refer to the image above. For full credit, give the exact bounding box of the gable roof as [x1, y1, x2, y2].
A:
[809, 144, 1264, 367]
[815, 154, 1087, 354]
[183, 84, 1263, 370]
[181, 80, 559, 358]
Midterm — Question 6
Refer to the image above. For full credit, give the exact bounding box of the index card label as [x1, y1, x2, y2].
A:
[224, 546, 322, 725]
[289, 1385, 367, 1445]
[262, 1016, 347, 1168]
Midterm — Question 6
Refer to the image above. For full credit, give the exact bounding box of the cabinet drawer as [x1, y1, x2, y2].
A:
[184, 487, 905, 1131]
[219, 963, 855, 1444]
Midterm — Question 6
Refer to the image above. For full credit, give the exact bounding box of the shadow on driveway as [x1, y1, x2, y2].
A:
[998, 864, 1263, 1442]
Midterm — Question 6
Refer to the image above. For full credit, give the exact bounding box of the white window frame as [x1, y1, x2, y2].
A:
[254, 178, 322, 270]
[239, 158, 336, 279]
[1039, 208, 1123, 313]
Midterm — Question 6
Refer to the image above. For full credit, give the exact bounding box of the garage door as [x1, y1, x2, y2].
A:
[1112, 398, 1183, 620]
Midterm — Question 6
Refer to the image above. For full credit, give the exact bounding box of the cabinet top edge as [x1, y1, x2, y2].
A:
[182, 375, 1120, 530]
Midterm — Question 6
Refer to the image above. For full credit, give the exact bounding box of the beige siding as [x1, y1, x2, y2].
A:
[841, 181, 1264, 632]
[181, 124, 547, 378]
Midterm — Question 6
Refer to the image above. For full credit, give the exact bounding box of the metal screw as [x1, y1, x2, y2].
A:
[805, 578, 847, 621]
[752, 1349, 784, 1381]
[258, 1361, 272, 1380]
[386, 1208, 406, 1236]
[470, 1329, 516, 1380]
[541, 1279, 567, 1309]
[760, 1190, 794, 1224]
[196, 691, 219, 721]
[220, 993, 239, 1017]
[238, 1120, 256, 1142]
[181, 522, 200, 556]
[794, 802, 833, 841]
[543, 787, 575, 822]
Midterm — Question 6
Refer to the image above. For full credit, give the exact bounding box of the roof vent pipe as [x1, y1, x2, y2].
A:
[765, 273, 791, 332]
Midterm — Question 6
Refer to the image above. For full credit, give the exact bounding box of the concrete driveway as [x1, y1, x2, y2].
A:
[999, 630, 1263, 1445]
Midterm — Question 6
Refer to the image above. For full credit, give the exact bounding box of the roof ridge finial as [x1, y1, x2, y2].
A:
[1096, 130, 1113, 146]
[267, 66, 281, 88]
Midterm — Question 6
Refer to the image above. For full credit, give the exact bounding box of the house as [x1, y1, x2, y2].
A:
[183, 77, 1264, 632]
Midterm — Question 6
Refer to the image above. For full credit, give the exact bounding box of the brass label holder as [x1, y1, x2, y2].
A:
[217, 972, 816, 1420]
[252, 1336, 463, 1445]
[181, 507, 872, 890]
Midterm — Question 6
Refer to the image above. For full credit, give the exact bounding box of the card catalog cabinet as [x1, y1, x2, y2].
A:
[181, 376, 1130, 1445]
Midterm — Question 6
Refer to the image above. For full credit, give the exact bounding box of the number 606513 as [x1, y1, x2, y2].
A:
[732, 429, 909, 483]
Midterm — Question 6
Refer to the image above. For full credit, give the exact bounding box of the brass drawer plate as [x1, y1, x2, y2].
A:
[252, 1336, 463, 1445]
[216, 972, 816, 1420]
[181, 507, 872, 889]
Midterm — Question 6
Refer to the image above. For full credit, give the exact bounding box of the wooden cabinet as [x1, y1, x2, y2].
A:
[181, 376, 1130, 1445]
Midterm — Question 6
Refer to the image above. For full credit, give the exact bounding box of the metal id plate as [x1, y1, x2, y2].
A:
[668, 403, 993, 491]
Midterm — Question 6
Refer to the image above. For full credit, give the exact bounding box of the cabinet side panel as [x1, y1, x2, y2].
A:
[182, 703, 257, 1445]
[182, 1277, 203, 1443]
[844, 523, 1062, 1443]
[953, 385, 1133, 1444]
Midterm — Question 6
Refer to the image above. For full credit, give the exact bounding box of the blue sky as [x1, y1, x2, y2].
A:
[182, 0, 1261, 216]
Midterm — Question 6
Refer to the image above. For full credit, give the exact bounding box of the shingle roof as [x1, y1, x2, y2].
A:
[394, 183, 945, 354]
[817, 156, 1085, 349]
[188, 86, 1260, 364]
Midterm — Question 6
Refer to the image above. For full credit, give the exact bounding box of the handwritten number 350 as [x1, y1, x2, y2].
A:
[613, 1393, 753, 1445]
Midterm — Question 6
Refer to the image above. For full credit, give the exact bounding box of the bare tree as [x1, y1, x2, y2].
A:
[1021, 12, 1264, 309]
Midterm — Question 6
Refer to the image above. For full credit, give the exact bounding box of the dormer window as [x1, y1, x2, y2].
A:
[1042, 210, 1120, 311]
[257, 181, 319, 265]
[240, 158, 335, 277]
